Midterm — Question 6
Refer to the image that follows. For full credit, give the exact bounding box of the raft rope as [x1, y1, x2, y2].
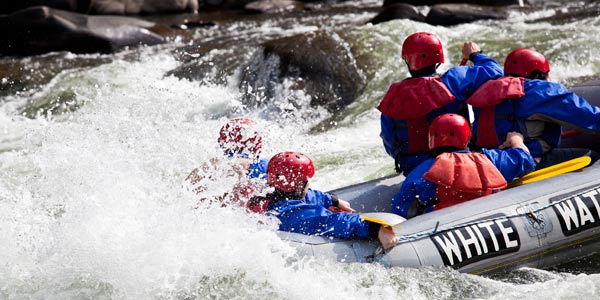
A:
[365, 188, 589, 262]
[367, 195, 566, 261]
[393, 187, 591, 244]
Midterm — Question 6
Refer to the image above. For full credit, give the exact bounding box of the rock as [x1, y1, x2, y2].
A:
[201, 0, 254, 10]
[239, 30, 365, 113]
[0, 0, 92, 14]
[368, 3, 425, 24]
[527, 3, 600, 25]
[91, 0, 199, 14]
[0, 6, 164, 56]
[383, 0, 526, 7]
[425, 4, 509, 26]
[0, 0, 199, 15]
[167, 45, 249, 86]
[245, 0, 304, 14]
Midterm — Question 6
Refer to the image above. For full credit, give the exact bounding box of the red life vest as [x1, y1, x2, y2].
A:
[377, 77, 456, 153]
[423, 152, 507, 210]
[466, 77, 526, 148]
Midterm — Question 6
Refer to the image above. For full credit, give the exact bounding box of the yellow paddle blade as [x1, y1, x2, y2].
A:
[360, 212, 406, 227]
[507, 156, 591, 188]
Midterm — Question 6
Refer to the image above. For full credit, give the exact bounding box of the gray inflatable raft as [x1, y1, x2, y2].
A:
[277, 80, 600, 275]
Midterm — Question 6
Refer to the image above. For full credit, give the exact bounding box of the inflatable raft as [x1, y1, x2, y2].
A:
[277, 80, 600, 275]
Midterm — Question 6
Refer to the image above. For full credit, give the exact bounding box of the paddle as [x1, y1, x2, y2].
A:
[507, 156, 591, 188]
[360, 212, 406, 235]
[361, 212, 406, 258]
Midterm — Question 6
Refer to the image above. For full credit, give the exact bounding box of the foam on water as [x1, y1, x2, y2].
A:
[0, 49, 391, 299]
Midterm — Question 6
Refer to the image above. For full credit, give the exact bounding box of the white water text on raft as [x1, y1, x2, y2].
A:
[432, 217, 520, 268]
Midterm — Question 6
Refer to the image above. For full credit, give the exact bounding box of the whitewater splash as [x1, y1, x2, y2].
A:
[0, 49, 390, 299]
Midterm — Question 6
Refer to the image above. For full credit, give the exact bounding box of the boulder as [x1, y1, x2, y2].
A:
[0, 0, 199, 15]
[0, 6, 164, 56]
[368, 3, 425, 24]
[91, 0, 199, 14]
[383, 0, 525, 7]
[425, 4, 509, 26]
[244, 0, 304, 14]
[201, 0, 254, 10]
[239, 30, 365, 113]
[527, 3, 600, 25]
[0, 0, 92, 14]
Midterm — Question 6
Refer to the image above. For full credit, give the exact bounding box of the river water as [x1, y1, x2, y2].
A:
[2, 1, 600, 299]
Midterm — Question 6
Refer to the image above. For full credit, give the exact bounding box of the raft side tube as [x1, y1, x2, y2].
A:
[386, 162, 600, 274]
[328, 173, 404, 212]
[291, 161, 600, 274]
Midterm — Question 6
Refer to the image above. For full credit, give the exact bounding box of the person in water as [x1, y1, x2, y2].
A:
[185, 118, 269, 207]
[392, 113, 535, 218]
[250, 151, 398, 250]
[378, 31, 503, 175]
[467, 48, 600, 169]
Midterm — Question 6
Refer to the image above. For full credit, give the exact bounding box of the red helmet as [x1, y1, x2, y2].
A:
[267, 152, 315, 193]
[504, 48, 550, 78]
[217, 118, 263, 157]
[401, 32, 444, 71]
[429, 114, 471, 150]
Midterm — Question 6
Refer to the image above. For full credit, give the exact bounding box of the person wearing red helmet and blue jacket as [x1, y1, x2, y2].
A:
[468, 48, 600, 170]
[378, 32, 503, 176]
[249, 151, 398, 250]
[392, 114, 535, 218]
[186, 118, 270, 206]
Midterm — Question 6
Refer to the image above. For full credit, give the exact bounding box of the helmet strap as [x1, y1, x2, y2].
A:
[529, 70, 549, 80]
[409, 65, 437, 78]
[269, 188, 301, 202]
[269, 180, 308, 202]
[432, 146, 465, 156]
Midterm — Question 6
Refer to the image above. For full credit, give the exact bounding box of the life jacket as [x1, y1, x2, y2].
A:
[378, 76, 456, 153]
[423, 152, 507, 210]
[467, 77, 526, 148]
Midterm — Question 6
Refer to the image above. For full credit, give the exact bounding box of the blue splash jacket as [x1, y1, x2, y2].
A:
[268, 189, 373, 239]
[247, 158, 269, 179]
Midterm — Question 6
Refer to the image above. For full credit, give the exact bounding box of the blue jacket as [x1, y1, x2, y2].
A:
[471, 79, 600, 158]
[380, 53, 504, 175]
[268, 189, 373, 239]
[391, 148, 535, 217]
[247, 158, 269, 179]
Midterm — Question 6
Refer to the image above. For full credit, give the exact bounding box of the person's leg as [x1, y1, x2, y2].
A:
[535, 148, 600, 170]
